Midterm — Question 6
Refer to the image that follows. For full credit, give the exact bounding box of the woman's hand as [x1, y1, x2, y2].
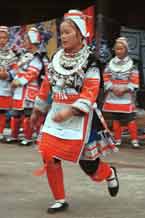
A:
[30, 109, 42, 129]
[11, 80, 21, 89]
[0, 68, 8, 79]
[53, 108, 75, 123]
[30, 113, 38, 129]
[112, 87, 128, 96]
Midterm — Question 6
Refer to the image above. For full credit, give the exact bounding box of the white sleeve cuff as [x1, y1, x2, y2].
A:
[72, 98, 92, 113]
[127, 83, 138, 91]
[104, 82, 113, 91]
[17, 77, 28, 85]
[34, 96, 48, 113]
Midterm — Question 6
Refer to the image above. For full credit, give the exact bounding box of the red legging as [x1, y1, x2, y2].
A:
[0, 112, 6, 134]
[45, 158, 112, 200]
[46, 159, 65, 200]
[113, 120, 122, 141]
[113, 120, 138, 141]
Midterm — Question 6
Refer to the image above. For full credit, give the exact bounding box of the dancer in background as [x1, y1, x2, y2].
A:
[6, 27, 44, 145]
[103, 37, 140, 148]
[0, 26, 17, 141]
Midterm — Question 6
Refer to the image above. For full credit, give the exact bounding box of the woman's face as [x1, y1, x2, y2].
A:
[23, 35, 32, 50]
[114, 42, 127, 59]
[0, 31, 8, 48]
[60, 20, 82, 52]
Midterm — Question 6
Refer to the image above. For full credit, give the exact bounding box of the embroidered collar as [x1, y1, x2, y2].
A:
[52, 44, 90, 76]
[109, 56, 133, 73]
[0, 45, 16, 67]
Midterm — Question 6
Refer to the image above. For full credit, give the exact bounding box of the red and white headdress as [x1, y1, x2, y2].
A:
[115, 37, 129, 50]
[64, 9, 87, 38]
[0, 26, 9, 34]
[27, 27, 41, 44]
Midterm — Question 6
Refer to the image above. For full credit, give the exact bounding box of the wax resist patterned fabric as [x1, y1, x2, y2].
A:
[8, 20, 58, 58]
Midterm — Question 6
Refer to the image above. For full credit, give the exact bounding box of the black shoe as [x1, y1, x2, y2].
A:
[131, 141, 141, 149]
[47, 202, 69, 214]
[0, 134, 5, 142]
[107, 167, 119, 197]
[19, 139, 33, 146]
[5, 137, 18, 143]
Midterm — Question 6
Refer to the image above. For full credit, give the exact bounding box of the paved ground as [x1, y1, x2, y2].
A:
[0, 140, 145, 218]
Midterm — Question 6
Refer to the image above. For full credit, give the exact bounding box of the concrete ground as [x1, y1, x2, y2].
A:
[0, 140, 145, 218]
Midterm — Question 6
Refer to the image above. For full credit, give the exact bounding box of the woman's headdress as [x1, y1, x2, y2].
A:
[64, 9, 87, 38]
[0, 26, 9, 34]
[27, 27, 41, 44]
[115, 37, 129, 50]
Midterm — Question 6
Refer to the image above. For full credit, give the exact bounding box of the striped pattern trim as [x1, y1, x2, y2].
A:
[103, 102, 135, 112]
[53, 94, 79, 104]
[0, 26, 9, 33]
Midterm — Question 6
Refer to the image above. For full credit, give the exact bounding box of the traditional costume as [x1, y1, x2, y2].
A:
[34, 10, 119, 213]
[0, 26, 17, 140]
[103, 37, 140, 148]
[6, 27, 43, 145]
